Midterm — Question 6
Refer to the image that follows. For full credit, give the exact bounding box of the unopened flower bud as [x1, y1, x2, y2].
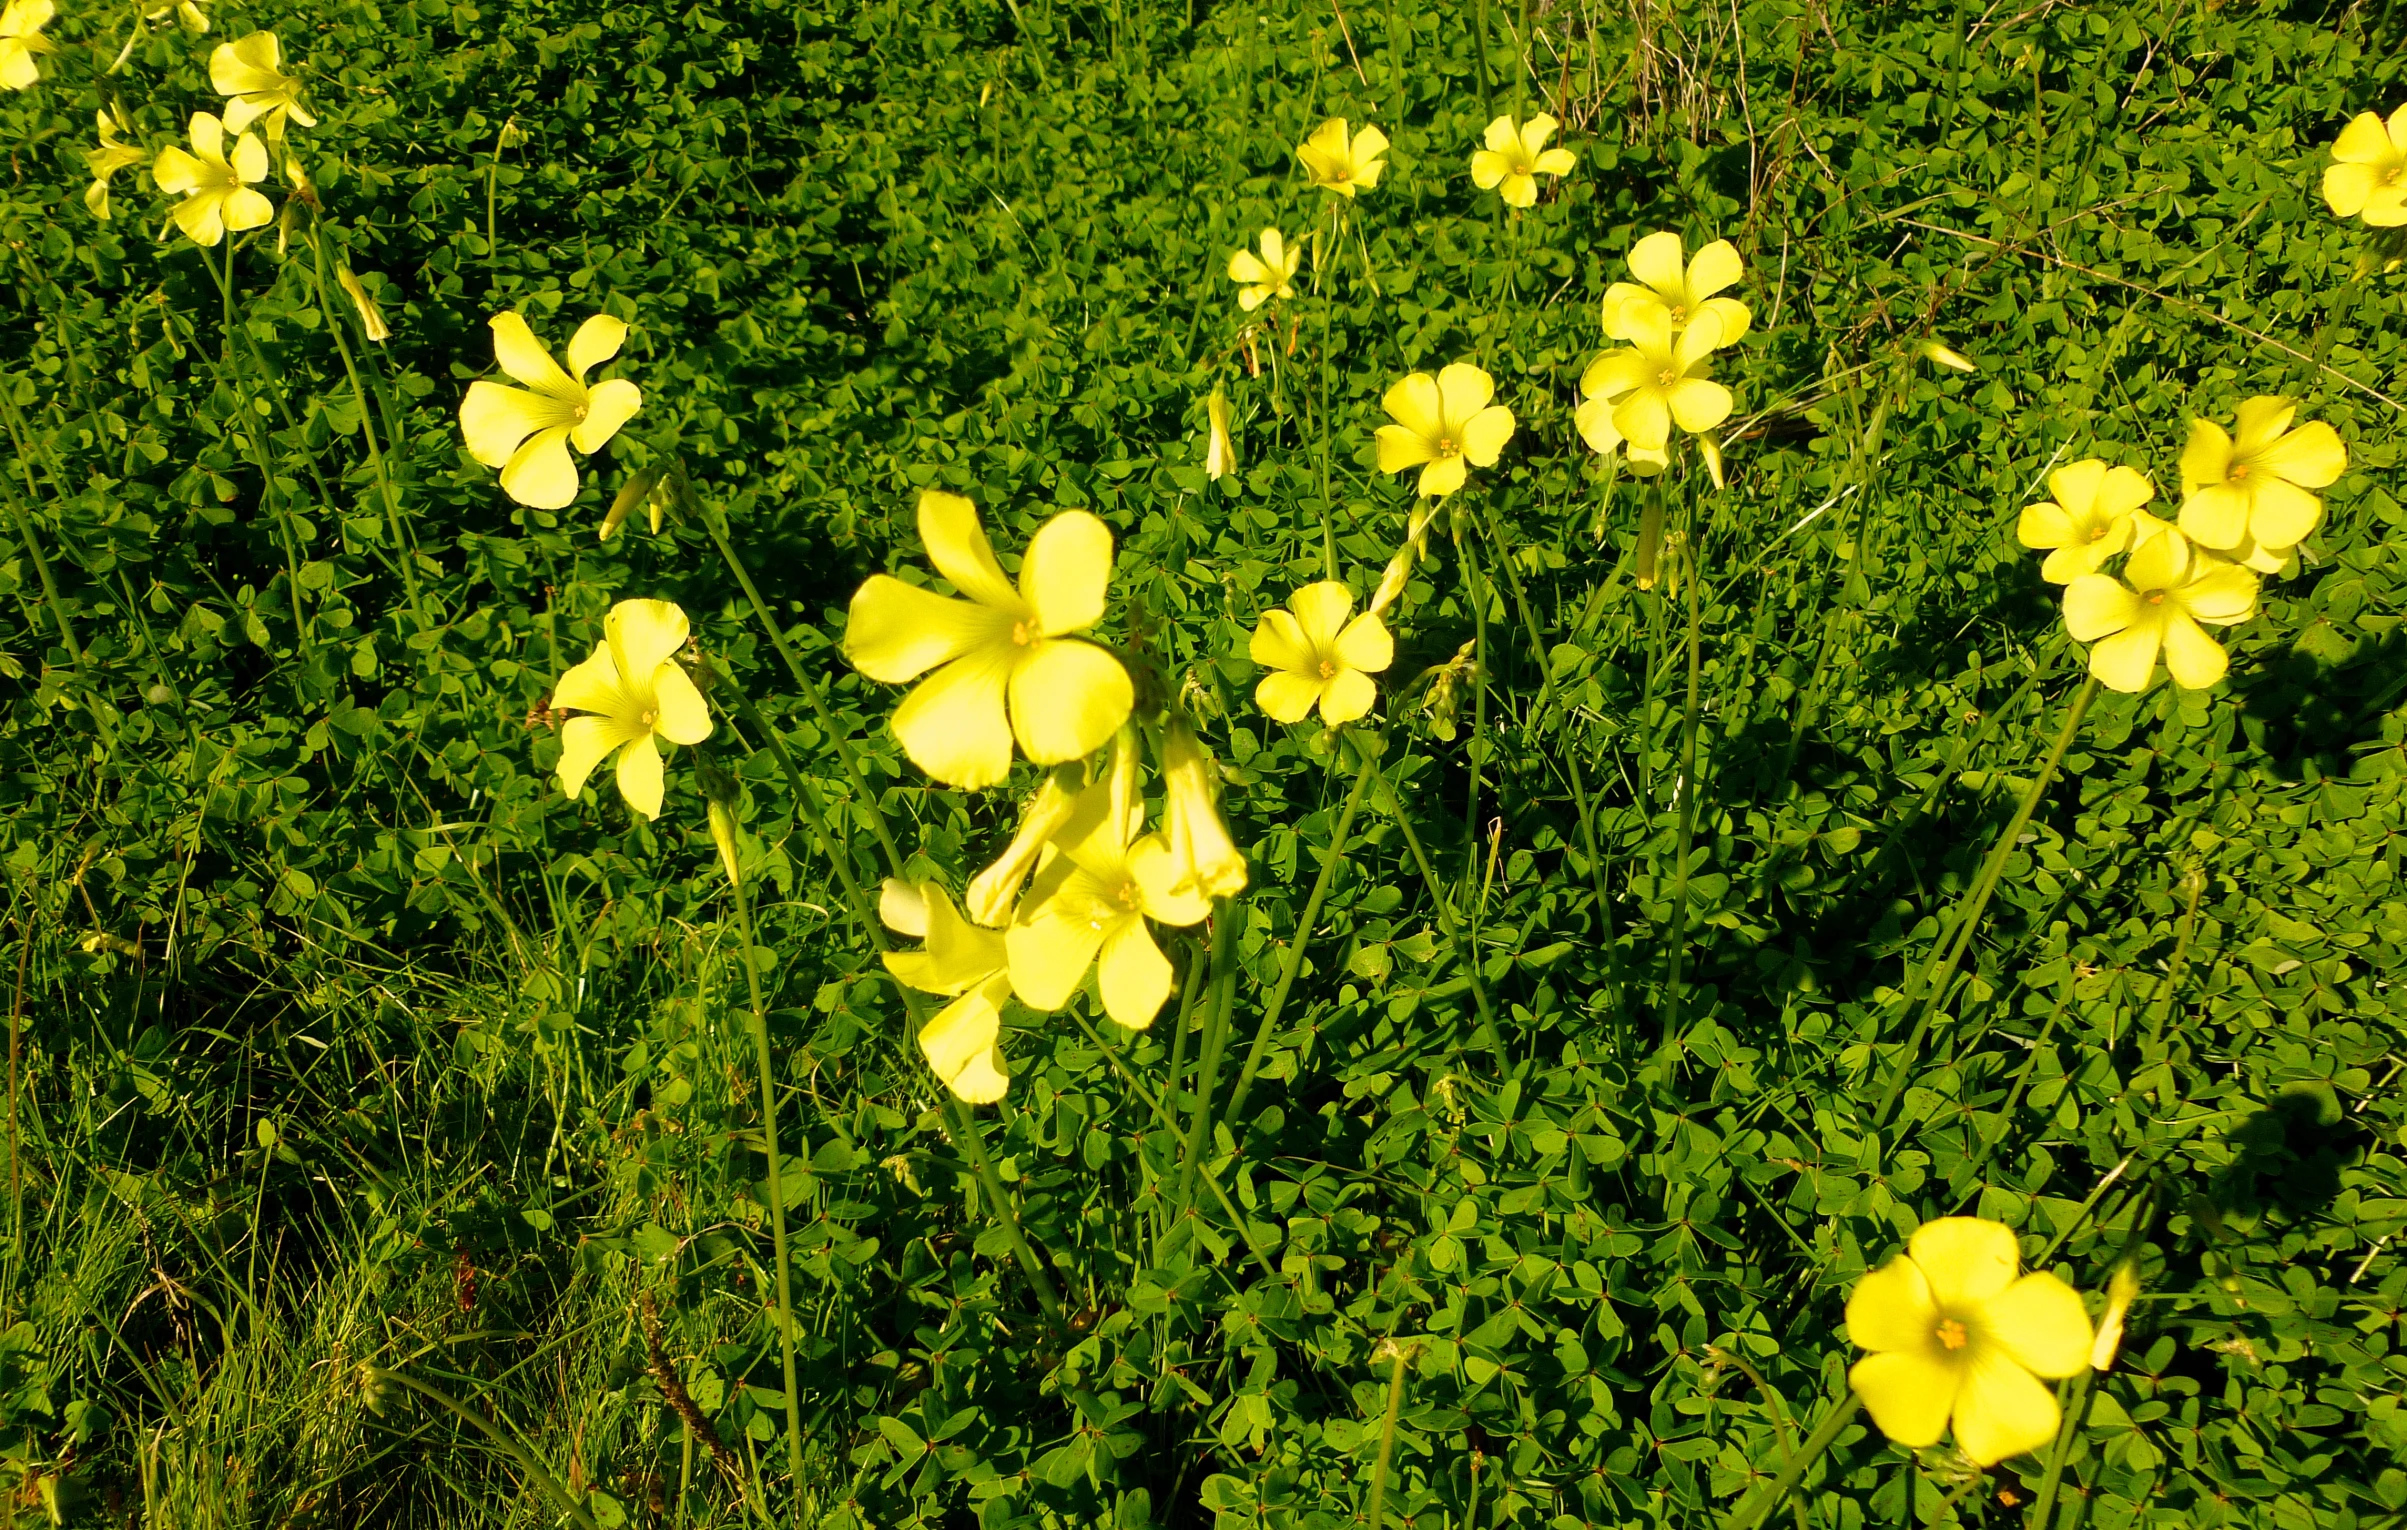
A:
[1160, 720, 1246, 901]
[335, 264, 391, 343]
[1205, 387, 1236, 481]
[707, 799, 741, 886]
[964, 767, 1081, 926]
[602, 467, 661, 541]
[2090, 1262, 2141, 1371]
[1920, 338, 1977, 373]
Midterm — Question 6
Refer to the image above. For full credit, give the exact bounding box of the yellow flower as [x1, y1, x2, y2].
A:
[1375, 362, 1516, 498]
[881, 880, 1012, 1104]
[335, 264, 392, 343]
[1160, 720, 1246, 902]
[844, 492, 1134, 791]
[2063, 531, 2258, 694]
[2015, 459, 2165, 584]
[1226, 228, 1301, 310]
[211, 31, 315, 141]
[2177, 397, 2346, 569]
[549, 599, 713, 819]
[1297, 117, 1389, 197]
[84, 107, 148, 221]
[2090, 1262, 2141, 1372]
[459, 312, 645, 510]
[0, 0, 54, 91]
[1205, 387, 1236, 480]
[1469, 112, 1575, 208]
[146, 0, 209, 33]
[1847, 1217, 2094, 1467]
[964, 767, 1081, 926]
[151, 112, 275, 248]
[707, 799, 742, 884]
[1250, 581, 1392, 726]
[1603, 231, 1751, 346]
[1005, 742, 1209, 1030]
[1571, 394, 1668, 476]
[1578, 308, 1733, 454]
[2324, 105, 2407, 226]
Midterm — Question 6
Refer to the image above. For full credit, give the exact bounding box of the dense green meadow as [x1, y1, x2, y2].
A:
[3, 0, 2407, 1522]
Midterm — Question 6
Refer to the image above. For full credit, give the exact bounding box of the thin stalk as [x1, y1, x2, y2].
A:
[1380, 768, 1506, 1069]
[221, 233, 236, 362]
[2028, 1370, 2096, 1529]
[1660, 502, 1707, 1046]
[1460, 525, 1490, 891]
[1222, 738, 1379, 1127]
[1163, 940, 1209, 1119]
[364, 1368, 603, 1530]
[0, 435, 79, 660]
[1316, 233, 1340, 582]
[306, 226, 418, 604]
[1723, 1391, 1862, 1530]
[1364, 1343, 1414, 1530]
[2141, 866, 2205, 1051]
[726, 869, 807, 1501]
[1172, 908, 1243, 1222]
[1869, 675, 2099, 1129]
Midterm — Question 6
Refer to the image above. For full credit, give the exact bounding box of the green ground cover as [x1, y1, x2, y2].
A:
[1, 0, 2405, 1523]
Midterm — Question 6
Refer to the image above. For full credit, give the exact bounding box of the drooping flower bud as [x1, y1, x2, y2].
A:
[335, 263, 391, 343]
[1205, 387, 1236, 481]
[1919, 338, 1978, 373]
[1159, 720, 1246, 901]
[707, 799, 742, 886]
[964, 766, 1082, 926]
[2090, 1262, 2141, 1371]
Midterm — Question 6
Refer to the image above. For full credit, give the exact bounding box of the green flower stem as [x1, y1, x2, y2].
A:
[1723, 1390, 1862, 1530]
[305, 226, 418, 606]
[0, 399, 80, 662]
[2142, 865, 2206, 1051]
[2029, 1369, 2096, 1530]
[1163, 940, 1209, 1122]
[1459, 519, 1491, 892]
[1171, 906, 1243, 1229]
[724, 866, 808, 1503]
[1364, 1343, 1414, 1530]
[363, 1367, 602, 1530]
[1222, 732, 1380, 1129]
[711, 670, 1068, 1330]
[1870, 674, 2099, 1129]
[1660, 494, 1709, 1047]
[1378, 764, 1506, 1071]
[1316, 240, 1339, 583]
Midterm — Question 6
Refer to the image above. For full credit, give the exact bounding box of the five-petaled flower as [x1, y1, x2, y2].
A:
[85, 107, 148, 221]
[1847, 1217, 2094, 1467]
[2177, 397, 2346, 571]
[2324, 105, 2407, 227]
[152, 112, 275, 248]
[1470, 113, 1576, 208]
[549, 598, 713, 820]
[2016, 459, 2166, 584]
[0, 0, 54, 91]
[1005, 743, 1210, 1031]
[1375, 362, 1516, 498]
[2063, 530, 2258, 694]
[1578, 308, 1734, 454]
[882, 880, 1013, 1103]
[1604, 231, 1751, 346]
[211, 31, 315, 141]
[1227, 228, 1301, 311]
[844, 492, 1134, 791]
[459, 312, 644, 510]
[1297, 117, 1389, 198]
[1250, 581, 1393, 727]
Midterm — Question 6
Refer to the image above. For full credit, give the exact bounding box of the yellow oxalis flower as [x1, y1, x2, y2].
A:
[1226, 228, 1301, 311]
[85, 108, 148, 221]
[151, 113, 274, 248]
[550, 599, 713, 820]
[844, 492, 1134, 791]
[881, 880, 1012, 1104]
[211, 32, 316, 141]
[2177, 397, 2346, 569]
[1469, 113, 1575, 208]
[2090, 1262, 2141, 1372]
[2015, 459, 2165, 585]
[1161, 720, 1246, 902]
[0, 0, 54, 91]
[1571, 392, 1668, 477]
[2063, 531, 2258, 694]
[459, 312, 645, 510]
[1250, 581, 1392, 726]
[1579, 308, 1733, 454]
[2324, 105, 2407, 227]
[336, 264, 392, 343]
[1847, 1217, 2094, 1467]
[1297, 117, 1389, 197]
[1005, 742, 1210, 1030]
[1375, 362, 1516, 498]
[964, 767, 1081, 926]
[1604, 231, 1751, 346]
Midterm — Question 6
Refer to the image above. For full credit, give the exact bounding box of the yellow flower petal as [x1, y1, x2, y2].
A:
[1849, 1349, 1959, 1450]
[1436, 362, 1495, 424]
[2327, 161, 2381, 217]
[2088, 621, 2164, 693]
[2333, 110, 2394, 165]
[566, 313, 629, 379]
[1096, 915, 1175, 1028]
[1319, 668, 1377, 724]
[1007, 638, 1132, 765]
[2177, 417, 2234, 495]
[2017, 501, 2078, 551]
[2159, 612, 2228, 690]
[916, 490, 1022, 612]
[1255, 670, 1323, 723]
[1626, 230, 1686, 298]
[1375, 423, 1439, 472]
[1979, 1272, 2093, 1379]
[1383, 371, 1445, 442]
[152, 145, 207, 196]
[1249, 609, 1315, 673]
[615, 731, 666, 819]
[918, 974, 1012, 1104]
[228, 130, 268, 186]
[2178, 483, 2253, 550]
[893, 647, 1019, 790]
[1686, 239, 1744, 301]
[845, 577, 1013, 684]
[551, 643, 627, 715]
[572, 378, 643, 454]
[1949, 1348, 2060, 1466]
[1333, 611, 1393, 674]
[1845, 1254, 1940, 1353]
[1469, 148, 1509, 190]
[461, 381, 570, 468]
[1022, 509, 1114, 635]
[1667, 378, 1733, 434]
[2258, 420, 2346, 489]
[1289, 581, 1356, 650]
[1907, 1218, 2021, 1307]
[1459, 404, 1516, 466]
[557, 713, 632, 800]
[1006, 883, 1113, 1010]
[499, 426, 581, 509]
[1417, 454, 1468, 498]
[171, 191, 229, 247]
[489, 311, 576, 395]
[2183, 560, 2259, 625]
[649, 661, 712, 746]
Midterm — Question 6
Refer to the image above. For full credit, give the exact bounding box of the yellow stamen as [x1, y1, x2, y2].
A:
[1317, 658, 1337, 680]
[1936, 1319, 1968, 1351]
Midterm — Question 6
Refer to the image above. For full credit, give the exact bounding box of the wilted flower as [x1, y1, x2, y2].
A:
[335, 264, 392, 343]
[1375, 362, 1516, 498]
[882, 880, 1012, 1103]
[1250, 581, 1393, 726]
[2063, 531, 2258, 693]
[1205, 388, 1236, 480]
[844, 493, 1133, 790]
[549, 599, 713, 820]
[1006, 741, 1209, 1030]
[2016, 459, 2165, 584]
[1603, 231, 1751, 346]
[151, 112, 275, 248]
[2177, 397, 2346, 570]
[1297, 117, 1389, 198]
[1226, 228, 1301, 310]
[459, 312, 644, 510]
[1579, 308, 1733, 454]
[1847, 1217, 2094, 1466]
[964, 767, 1081, 926]
[84, 107, 148, 220]
[2324, 105, 2407, 227]
[1469, 113, 1575, 208]
[211, 32, 315, 141]
[0, 0, 54, 91]
[1159, 720, 1246, 901]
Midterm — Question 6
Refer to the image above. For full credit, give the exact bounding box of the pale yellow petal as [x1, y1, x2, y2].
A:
[557, 713, 633, 801]
[917, 490, 1022, 612]
[460, 382, 568, 468]
[1333, 611, 1392, 674]
[1949, 1349, 2060, 1466]
[649, 661, 711, 745]
[1005, 896, 1108, 1011]
[489, 311, 576, 396]
[614, 732, 666, 819]
[1376, 424, 1439, 473]
[1845, 1254, 1940, 1353]
[1685, 238, 1744, 301]
[566, 313, 628, 379]
[1007, 638, 1132, 765]
[1625, 230, 1686, 300]
[2333, 111, 2395, 166]
[1979, 1272, 2093, 1380]
[1383, 371, 1445, 441]
[893, 648, 1018, 790]
[2159, 613, 2228, 690]
[1849, 1350, 1960, 1450]
[1289, 581, 1356, 650]
[1255, 670, 1323, 724]
[918, 975, 1012, 1104]
[1022, 509, 1114, 635]
[1319, 668, 1377, 724]
[1459, 404, 1516, 466]
[1249, 608, 1315, 673]
[1907, 1218, 2021, 1307]
[551, 643, 629, 716]
[2088, 621, 2164, 694]
[499, 426, 580, 510]
[2258, 420, 2346, 489]
[1417, 453, 1469, 498]
[2017, 502, 2078, 551]
[2181, 560, 2259, 625]
[571, 378, 642, 454]
[845, 577, 1012, 684]
[1095, 917, 1175, 1028]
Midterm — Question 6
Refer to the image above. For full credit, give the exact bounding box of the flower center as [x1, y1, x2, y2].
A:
[1669, 303, 1688, 323]
[1657, 367, 1677, 388]
[2087, 525, 2106, 542]
[640, 709, 657, 728]
[1437, 436, 1457, 456]
[1111, 878, 1142, 912]
[2230, 463, 2250, 481]
[2146, 590, 2168, 606]
[1010, 619, 1036, 646]
[573, 401, 589, 422]
[1317, 658, 1338, 680]
[1935, 1319, 1968, 1351]
[2386, 164, 2404, 185]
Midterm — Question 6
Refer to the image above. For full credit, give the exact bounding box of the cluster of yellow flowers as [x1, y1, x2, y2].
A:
[2018, 399, 2344, 692]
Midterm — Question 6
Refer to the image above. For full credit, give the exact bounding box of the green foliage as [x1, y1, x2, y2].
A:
[0, 0, 2404, 1524]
